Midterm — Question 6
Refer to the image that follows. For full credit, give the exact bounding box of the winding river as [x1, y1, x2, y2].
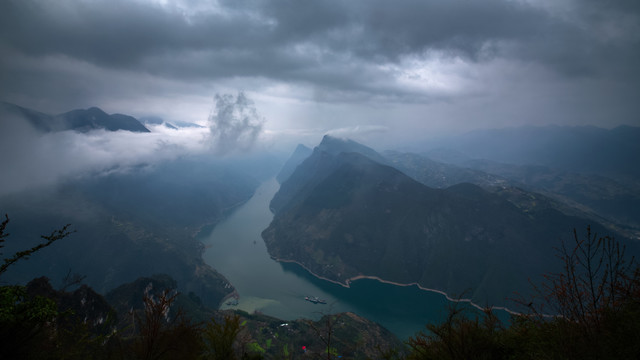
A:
[202, 179, 507, 340]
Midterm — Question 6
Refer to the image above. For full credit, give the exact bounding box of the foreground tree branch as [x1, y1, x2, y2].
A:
[0, 214, 74, 276]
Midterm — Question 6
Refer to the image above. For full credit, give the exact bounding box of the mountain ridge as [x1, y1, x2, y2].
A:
[0, 101, 150, 133]
[263, 136, 629, 307]
[422, 125, 640, 182]
[275, 144, 313, 184]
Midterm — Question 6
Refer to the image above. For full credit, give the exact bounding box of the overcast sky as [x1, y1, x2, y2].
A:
[1, 0, 639, 148]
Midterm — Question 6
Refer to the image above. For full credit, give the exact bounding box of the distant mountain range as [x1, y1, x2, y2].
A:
[422, 125, 640, 182]
[384, 150, 640, 239]
[1, 101, 149, 133]
[383, 150, 509, 189]
[275, 144, 313, 184]
[264, 135, 635, 307]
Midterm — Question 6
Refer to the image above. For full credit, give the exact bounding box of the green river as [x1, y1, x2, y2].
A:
[201, 179, 510, 340]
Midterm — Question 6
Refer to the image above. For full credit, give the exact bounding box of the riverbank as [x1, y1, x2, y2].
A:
[202, 178, 516, 340]
[272, 256, 521, 316]
[219, 288, 240, 307]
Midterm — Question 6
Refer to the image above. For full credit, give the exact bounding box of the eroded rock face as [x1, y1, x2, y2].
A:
[26, 276, 117, 331]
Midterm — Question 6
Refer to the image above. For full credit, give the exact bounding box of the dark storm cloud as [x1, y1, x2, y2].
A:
[2, 0, 637, 84]
[0, 0, 268, 68]
[0, 0, 638, 185]
[1, 0, 639, 121]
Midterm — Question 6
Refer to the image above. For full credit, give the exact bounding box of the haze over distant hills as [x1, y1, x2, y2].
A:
[1, 101, 150, 133]
[139, 115, 204, 130]
[264, 135, 637, 307]
[2, 99, 639, 337]
[385, 151, 640, 239]
[0, 151, 282, 307]
[386, 126, 640, 238]
[275, 144, 313, 184]
[421, 125, 640, 182]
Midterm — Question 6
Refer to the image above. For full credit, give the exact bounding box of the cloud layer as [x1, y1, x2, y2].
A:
[0, 109, 210, 196]
[1, 0, 639, 145]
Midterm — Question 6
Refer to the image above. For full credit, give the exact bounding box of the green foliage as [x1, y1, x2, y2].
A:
[246, 341, 266, 354]
[202, 313, 243, 360]
[406, 226, 640, 360]
[306, 313, 343, 360]
[8, 207, 638, 360]
[0, 285, 58, 358]
[131, 289, 202, 360]
[53, 317, 119, 360]
[0, 285, 57, 322]
[325, 346, 338, 356]
[376, 345, 406, 360]
[407, 306, 510, 360]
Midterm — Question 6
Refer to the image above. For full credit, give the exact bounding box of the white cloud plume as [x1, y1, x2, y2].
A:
[207, 92, 265, 155]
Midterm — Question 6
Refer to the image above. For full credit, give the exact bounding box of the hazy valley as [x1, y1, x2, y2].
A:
[2, 101, 639, 358]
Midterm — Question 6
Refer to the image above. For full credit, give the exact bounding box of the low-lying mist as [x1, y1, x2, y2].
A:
[0, 93, 281, 197]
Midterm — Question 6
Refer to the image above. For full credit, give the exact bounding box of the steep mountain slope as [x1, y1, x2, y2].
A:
[316, 135, 388, 163]
[275, 144, 312, 184]
[385, 151, 640, 239]
[0, 101, 54, 131]
[24, 276, 117, 331]
[0, 156, 259, 308]
[270, 135, 386, 213]
[263, 139, 625, 307]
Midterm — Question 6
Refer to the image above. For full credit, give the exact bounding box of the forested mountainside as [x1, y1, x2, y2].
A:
[386, 151, 640, 239]
[0, 156, 262, 307]
[264, 136, 633, 307]
[1, 274, 403, 359]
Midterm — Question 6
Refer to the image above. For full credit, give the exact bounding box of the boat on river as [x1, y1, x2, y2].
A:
[305, 296, 327, 304]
